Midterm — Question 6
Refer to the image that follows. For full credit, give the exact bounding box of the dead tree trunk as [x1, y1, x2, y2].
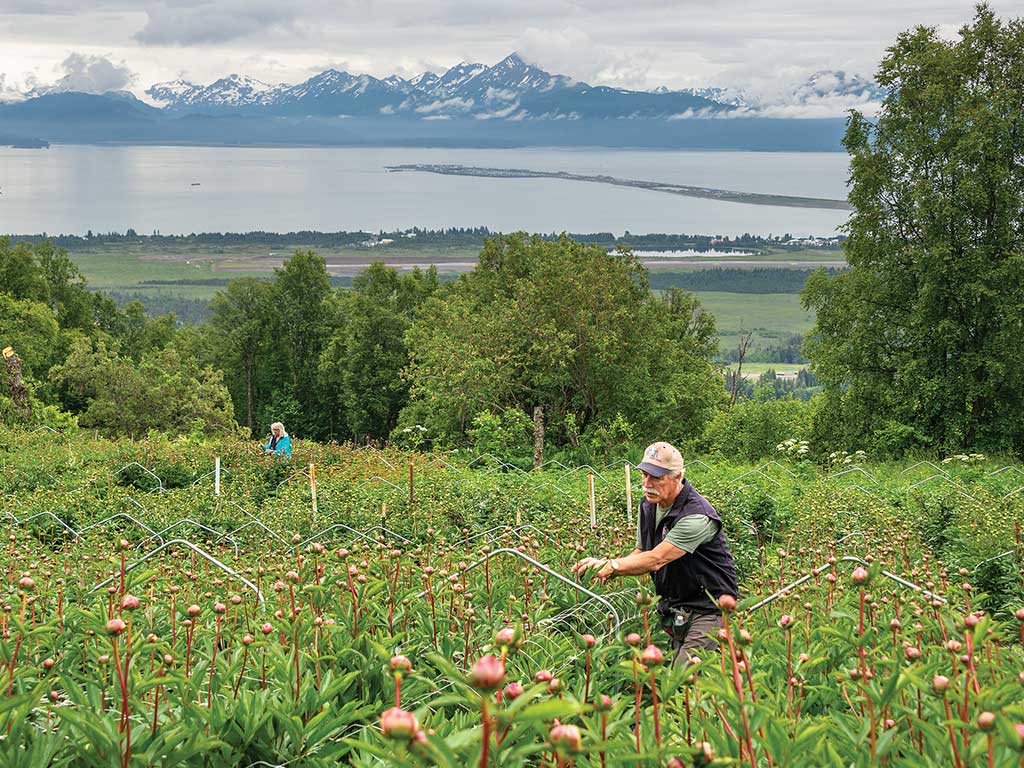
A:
[533, 405, 545, 470]
[729, 331, 753, 410]
[2, 347, 32, 421]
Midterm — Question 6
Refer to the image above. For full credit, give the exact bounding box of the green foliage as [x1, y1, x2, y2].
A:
[49, 337, 236, 437]
[701, 398, 815, 462]
[403, 234, 723, 447]
[272, 250, 335, 438]
[803, 5, 1024, 456]
[319, 264, 440, 441]
[209, 277, 276, 431]
[467, 409, 534, 460]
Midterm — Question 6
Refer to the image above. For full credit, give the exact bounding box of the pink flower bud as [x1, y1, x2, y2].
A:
[503, 681, 524, 700]
[931, 675, 950, 694]
[390, 655, 412, 674]
[380, 706, 419, 740]
[977, 712, 996, 732]
[469, 654, 505, 691]
[641, 644, 665, 666]
[851, 567, 869, 585]
[105, 618, 127, 636]
[625, 633, 643, 647]
[549, 723, 582, 753]
[718, 594, 737, 612]
[121, 594, 140, 611]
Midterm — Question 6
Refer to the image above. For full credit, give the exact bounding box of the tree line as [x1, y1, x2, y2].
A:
[9, 228, 841, 253]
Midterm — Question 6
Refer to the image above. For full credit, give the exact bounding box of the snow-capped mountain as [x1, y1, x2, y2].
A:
[144, 52, 728, 119]
[794, 70, 884, 104]
[678, 86, 750, 108]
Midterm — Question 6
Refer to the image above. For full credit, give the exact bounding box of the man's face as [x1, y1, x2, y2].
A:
[641, 470, 679, 505]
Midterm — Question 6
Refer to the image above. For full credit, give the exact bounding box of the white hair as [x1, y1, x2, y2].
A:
[271, 422, 288, 436]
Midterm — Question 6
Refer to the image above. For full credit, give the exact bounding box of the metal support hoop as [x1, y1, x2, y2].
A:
[113, 462, 164, 492]
[745, 555, 949, 614]
[295, 523, 385, 551]
[138, 519, 238, 557]
[415, 547, 622, 635]
[13, 512, 79, 538]
[77, 513, 164, 545]
[92, 539, 264, 604]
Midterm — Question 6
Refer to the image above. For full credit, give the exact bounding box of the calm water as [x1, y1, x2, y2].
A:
[0, 145, 851, 237]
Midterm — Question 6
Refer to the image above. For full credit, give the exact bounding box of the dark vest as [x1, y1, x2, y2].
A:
[638, 480, 739, 616]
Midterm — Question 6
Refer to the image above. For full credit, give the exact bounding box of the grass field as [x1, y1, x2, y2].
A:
[65, 244, 820, 350]
[695, 291, 814, 335]
[724, 361, 807, 375]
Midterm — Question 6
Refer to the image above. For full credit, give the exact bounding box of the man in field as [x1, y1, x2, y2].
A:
[573, 441, 739, 659]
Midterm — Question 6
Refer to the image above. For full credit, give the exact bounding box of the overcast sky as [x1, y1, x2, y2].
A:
[2, 1, 1020, 101]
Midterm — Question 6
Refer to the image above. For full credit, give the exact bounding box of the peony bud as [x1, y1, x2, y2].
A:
[380, 706, 419, 740]
[469, 654, 505, 691]
[105, 618, 127, 636]
[549, 723, 582, 753]
[503, 681, 524, 700]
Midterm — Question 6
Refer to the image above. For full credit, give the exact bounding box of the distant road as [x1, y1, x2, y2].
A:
[387, 164, 853, 211]
[316, 256, 844, 276]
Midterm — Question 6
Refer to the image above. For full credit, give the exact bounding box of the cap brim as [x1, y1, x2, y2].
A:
[636, 462, 671, 478]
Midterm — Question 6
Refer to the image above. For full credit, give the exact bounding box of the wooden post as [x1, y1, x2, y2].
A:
[408, 458, 415, 508]
[310, 463, 318, 521]
[515, 507, 522, 526]
[532, 405, 544, 470]
[588, 472, 597, 528]
[625, 464, 633, 524]
[214, 456, 221, 496]
[381, 501, 387, 530]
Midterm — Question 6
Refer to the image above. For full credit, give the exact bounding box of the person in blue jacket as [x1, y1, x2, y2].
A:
[262, 422, 292, 458]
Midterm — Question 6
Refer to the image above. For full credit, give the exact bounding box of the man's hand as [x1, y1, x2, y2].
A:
[572, 556, 615, 583]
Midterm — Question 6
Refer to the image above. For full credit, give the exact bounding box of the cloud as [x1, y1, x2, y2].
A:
[134, 0, 300, 45]
[516, 26, 650, 88]
[414, 96, 473, 114]
[0, 73, 27, 102]
[30, 52, 136, 94]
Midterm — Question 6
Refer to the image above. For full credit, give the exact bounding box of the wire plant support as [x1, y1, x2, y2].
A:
[92, 539, 265, 604]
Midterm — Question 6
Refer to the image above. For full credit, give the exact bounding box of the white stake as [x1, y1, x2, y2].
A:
[625, 464, 632, 524]
[215, 456, 221, 496]
[310, 463, 318, 521]
[588, 472, 597, 528]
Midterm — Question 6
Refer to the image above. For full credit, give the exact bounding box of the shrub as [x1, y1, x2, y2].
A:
[702, 399, 814, 462]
